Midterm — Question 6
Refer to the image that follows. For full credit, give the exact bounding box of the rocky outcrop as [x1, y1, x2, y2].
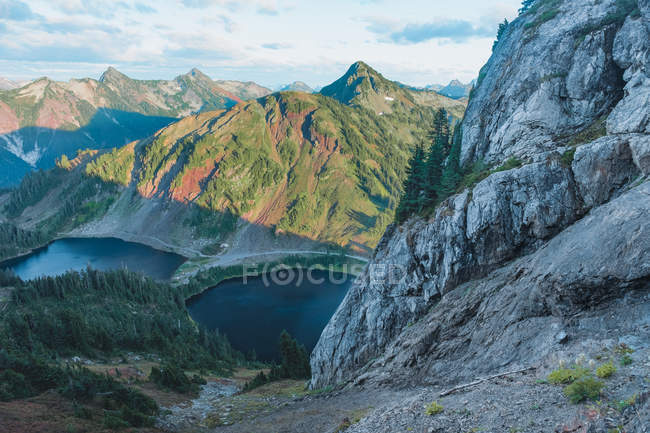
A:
[311, 136, 646, 388]
[461, 0, 638, 164]
[607, 13, 650, 134]
[311, 0, 650, 389]
[345, 181, 650, 388]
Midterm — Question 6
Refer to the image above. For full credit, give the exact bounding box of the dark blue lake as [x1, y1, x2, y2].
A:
[187, 269, 354, 361]
[0, 237, 186, 281]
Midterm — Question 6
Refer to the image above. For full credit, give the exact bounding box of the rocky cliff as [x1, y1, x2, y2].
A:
[311, 0, 649, 390]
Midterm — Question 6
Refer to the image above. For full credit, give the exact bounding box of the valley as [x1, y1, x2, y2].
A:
[0, 0, 648, 432]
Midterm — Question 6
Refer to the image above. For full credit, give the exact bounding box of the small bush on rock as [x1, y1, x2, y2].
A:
[547, 366, 590, 384]
[595, 361, 616, 378]
[425, 401, 444, 416]
[563, 377, 604, 404]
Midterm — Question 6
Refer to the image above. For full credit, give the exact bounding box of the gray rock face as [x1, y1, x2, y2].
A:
[461, 0, 639, 164]
[311, 0, 650, 390]
[572, 135, 640, 208]
[607, 14, 650, 134]
[350, 182, 650, 388]
[311, 137, 645, 388]
[629, 134, 650, 174]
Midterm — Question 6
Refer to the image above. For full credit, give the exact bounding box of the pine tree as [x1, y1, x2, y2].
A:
[519, 0, 536, 14]
[431, 109, 450, 155]
[492, 19, 509, 52]
[424, 139, 444, 205]
[395, 144, 426, 222]
[438, 124, 463, 199]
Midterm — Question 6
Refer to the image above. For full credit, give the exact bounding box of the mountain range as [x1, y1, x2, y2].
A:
[429, 79, 474, 99]
[278, 81, 314, 93]
[0, 68, 272, 187]
[2, 61, 466, 254]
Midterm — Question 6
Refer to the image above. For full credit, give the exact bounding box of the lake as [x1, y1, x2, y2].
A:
[187, 269, 354, 361]
[0, 237, 186, 281]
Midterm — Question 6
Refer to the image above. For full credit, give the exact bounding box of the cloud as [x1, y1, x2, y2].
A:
[134, 2, 156, 13]
[0, 44, 106, 62]
[262, 42, 291, 50]
[0, 0, 37, 20]
[164, 47, 232, 61]
[387, 20, 494, 44]
[257, 5, 278, 15]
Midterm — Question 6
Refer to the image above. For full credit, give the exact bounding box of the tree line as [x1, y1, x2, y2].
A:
[395, 108, 463, 223]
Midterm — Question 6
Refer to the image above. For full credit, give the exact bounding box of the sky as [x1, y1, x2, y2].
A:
[0, 0, 522, 89]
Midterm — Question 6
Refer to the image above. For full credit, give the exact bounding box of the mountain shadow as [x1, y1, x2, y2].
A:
[0, 108, 178, 187]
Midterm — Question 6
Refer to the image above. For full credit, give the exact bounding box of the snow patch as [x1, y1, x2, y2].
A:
[0, 133, 42, 166]
[384, 96, 395, 101]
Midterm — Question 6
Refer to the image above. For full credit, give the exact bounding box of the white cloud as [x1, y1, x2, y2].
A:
[3, 0, 522, 87]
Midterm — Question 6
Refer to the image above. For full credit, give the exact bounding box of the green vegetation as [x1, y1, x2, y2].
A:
[242, 330, 311, 391]
[0, 223, 49, 261]
[615, 394, 637, 412]
[0, 268, 242, 371]
[561, 148, 576, 167]
[150, 364, 207, 394]
[521, 0, 561, 35]
[395, 109, 464, 223]
[595, 361, 616, 378]
[563, 377, 604, 404]
[424, 401, 444, 416]
[565, 117, 607, 147]
[493, 19, 509, 51]
[57, 154, 73, 170]
[86, 145, 135, 186]
[4, 169, 66, 217]
[0, 350, 158, 428]
[394, 117, 526, 224]
[0, 267, 254, 426]
[620, 355, 633, 366]
[540, 73, 567, 83]
[547, 365, 590, 384]
[184, 252, 363, 296]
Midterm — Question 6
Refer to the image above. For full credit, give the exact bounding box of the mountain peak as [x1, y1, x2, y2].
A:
[320, 61, 392, 107]
[99, 66, 129, 83]
[186, 67, 210, 80]
[279, 81, 313, 93]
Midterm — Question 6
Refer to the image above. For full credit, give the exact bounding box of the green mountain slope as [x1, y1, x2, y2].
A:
[3, 63, 467, 254]
[0, 68, 270, 187]
[320, 61, 466, 119]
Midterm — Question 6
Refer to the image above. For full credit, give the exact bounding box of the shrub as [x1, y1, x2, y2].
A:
[243, 371, 270, 392]
[547, 366, 590, 384]
[616, 394, 637, 412]
[561, 148, 576, 167]
[425, 401, 444, 416]
[0, 369, 31, 401]
[563, 377, 604, 404]
[150, 364, 199, 394]
[595, 361, 616, 378]
[620, 355, 633, 366]
[493, 157, 523, 173]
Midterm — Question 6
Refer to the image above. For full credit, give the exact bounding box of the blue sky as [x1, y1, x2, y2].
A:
[0, 0, 522, 88]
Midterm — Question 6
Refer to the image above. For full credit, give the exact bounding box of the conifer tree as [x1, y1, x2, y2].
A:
[431, 109, 450, 155]
[492, 19, 509, 51]
[519, 0, 536, 14]
[424, 139, 444, 205]
[395, 144, 426, 222]
[438, 124, 463, 199]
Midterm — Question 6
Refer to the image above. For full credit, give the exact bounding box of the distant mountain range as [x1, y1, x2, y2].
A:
[278, 82, 314, 93]
[425, 79, 474, 99]
[2, 61, 467, 252]
[0, 77, 28, 91]
[0, 68, 272, 187]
